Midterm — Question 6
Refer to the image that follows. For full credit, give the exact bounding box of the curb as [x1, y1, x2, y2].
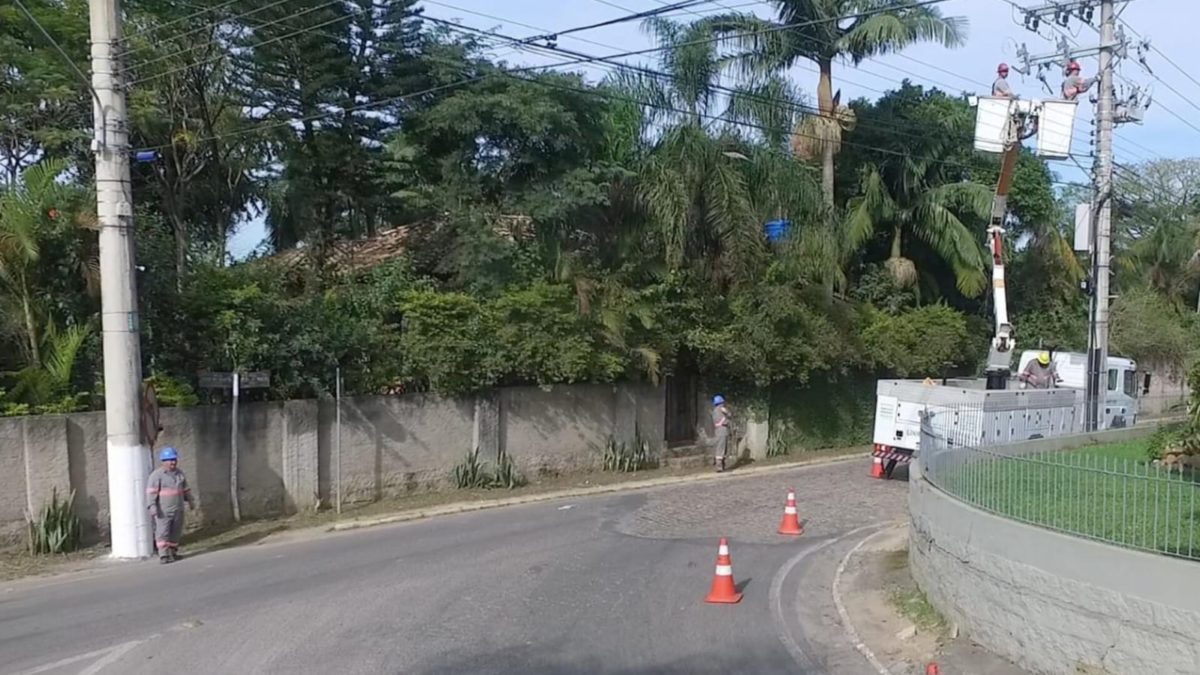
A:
[328, 451, 869, 533]
[831, 524, 907, 675]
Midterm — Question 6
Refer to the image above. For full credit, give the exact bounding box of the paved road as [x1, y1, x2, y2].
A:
[1, 459, 907, 675]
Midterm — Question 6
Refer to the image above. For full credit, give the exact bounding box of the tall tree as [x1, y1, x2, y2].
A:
[840, 84, 990, 297]
[0, 0, 92, 184]
[710, 0, 967, 206]
[125, 9, 260, 280]
[617, 17, 825, 288]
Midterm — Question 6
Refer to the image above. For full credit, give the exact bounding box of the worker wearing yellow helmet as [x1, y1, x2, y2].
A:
[1019, 351, 1060, 389]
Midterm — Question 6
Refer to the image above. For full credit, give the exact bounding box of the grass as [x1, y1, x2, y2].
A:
[932, 437, 1200, 560]
[889, 587, 947, 633]
[883, 548, 948, 636]
[0, 444, 867, 582]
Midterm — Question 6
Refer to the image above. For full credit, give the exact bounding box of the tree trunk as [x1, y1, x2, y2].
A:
[21, 285, 40, 366]
[172, 215, 188, 292]
[817, 57, 836, 208]
[891, 226, 903, 259]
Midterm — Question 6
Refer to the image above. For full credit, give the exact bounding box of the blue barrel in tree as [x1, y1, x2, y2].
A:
[763, 219, 791, 243]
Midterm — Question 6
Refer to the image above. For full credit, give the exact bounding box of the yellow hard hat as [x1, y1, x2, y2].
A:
[1037, 352, 1051, 365]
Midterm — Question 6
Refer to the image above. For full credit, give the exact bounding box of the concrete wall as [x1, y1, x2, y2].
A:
[0, 382, 665, 543]
[910, 432, 1200, 674]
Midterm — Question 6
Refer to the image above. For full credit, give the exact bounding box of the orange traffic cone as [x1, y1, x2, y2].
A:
[705, 538, 743, 604]
[926, 664, 940, 675]
[871, 456, 886, 479]
[777, 489, 804, 535]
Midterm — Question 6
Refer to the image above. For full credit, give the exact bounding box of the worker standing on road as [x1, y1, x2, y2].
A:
[712, 395, 732, 473]
[1019, 352, 1061, 389]
[1061, 61, 1094, 101]
[146, 447, 195, 563]
[992, 63, 1014, 97]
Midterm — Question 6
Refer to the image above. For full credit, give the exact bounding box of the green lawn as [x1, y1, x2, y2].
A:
[930, 436, 1200, 561]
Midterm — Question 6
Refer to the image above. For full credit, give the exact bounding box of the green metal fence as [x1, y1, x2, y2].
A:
[921, 417, 1200, 562]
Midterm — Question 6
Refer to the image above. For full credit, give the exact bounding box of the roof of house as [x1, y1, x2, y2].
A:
[262, 215, 532, 275]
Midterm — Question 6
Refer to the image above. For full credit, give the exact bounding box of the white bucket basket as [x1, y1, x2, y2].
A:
[1036, 99, 1078, 159]
[972, 97, 1033, 153]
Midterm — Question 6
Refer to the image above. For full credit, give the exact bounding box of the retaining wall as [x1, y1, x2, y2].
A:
[909, 429, 1200, 674]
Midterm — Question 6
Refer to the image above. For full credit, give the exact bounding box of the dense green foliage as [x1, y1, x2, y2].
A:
[2, 1, 1198, 424]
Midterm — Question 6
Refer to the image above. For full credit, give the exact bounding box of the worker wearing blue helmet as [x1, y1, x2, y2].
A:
[712, 395, 732, 472]
[146, 447, 195, 563]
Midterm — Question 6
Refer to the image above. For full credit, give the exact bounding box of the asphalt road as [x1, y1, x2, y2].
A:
[0, 458, 907, 675]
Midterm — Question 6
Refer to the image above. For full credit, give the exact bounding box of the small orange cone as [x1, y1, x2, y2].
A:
[705, 538, 743, 604]
[777, 489, 803, 535]
[926, 664, 940, 675]
[871, 456, 886, 479]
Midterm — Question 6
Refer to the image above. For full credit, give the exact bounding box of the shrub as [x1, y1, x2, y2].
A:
[26, 488, 82, 555]
[602, 434, 658, 472]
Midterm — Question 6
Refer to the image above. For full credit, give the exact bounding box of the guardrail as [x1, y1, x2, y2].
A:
[920, 401, 1199, 562]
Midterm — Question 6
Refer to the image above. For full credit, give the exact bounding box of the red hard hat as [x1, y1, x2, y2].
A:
[997, 62, 1009, 73]
[1067, 61, 1081, 72]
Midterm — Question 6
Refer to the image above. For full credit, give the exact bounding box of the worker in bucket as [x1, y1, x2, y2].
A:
[992, 63, 1014, 98]
[1019, 352, 1061, 389]
[146, 447, 195, 563]
[1061, 61, 1094, 101]
[712, 395, 732, 472]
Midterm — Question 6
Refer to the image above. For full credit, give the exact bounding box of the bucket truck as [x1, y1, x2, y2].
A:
[867, 96, 1139, 479]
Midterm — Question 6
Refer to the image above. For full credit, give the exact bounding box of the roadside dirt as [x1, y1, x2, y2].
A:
[839, 525, 1032, 675]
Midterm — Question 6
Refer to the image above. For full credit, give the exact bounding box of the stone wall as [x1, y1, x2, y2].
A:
[0, 382, 665, 544]
[909, 435, 1200, 674]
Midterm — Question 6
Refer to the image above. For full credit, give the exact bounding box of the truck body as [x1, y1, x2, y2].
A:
[872, 351, 1139, 468]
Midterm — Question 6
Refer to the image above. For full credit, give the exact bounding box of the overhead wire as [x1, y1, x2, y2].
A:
[123, 0, 244, 42]
[129, 0, 1134, 196]
[427, 0, 1093, 153]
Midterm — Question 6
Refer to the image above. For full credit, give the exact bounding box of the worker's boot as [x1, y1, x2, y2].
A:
[716, 456, 726, 473]
[158, 549, 171, 564]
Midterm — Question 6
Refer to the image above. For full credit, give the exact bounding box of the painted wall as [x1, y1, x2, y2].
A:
[0, 383, 665, 544]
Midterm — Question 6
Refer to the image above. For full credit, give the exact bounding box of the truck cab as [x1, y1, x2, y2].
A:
[1015, 350, 1138, 428]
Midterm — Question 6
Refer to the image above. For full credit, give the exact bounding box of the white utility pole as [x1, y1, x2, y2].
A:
[89, 0, 152, 558]
[1086, 0, 1116, 431]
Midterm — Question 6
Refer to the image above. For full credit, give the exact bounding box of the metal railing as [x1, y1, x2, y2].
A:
[920, 399, 1199, 562]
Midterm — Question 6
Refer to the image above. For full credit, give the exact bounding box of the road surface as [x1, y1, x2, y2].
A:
[1, 459, 908, 674]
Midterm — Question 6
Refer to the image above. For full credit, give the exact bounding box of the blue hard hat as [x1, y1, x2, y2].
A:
[713, 395, 725, 406]
[159, 447, 179, 461]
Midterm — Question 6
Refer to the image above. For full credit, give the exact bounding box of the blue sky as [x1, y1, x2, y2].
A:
[227, 0, 1200, 258]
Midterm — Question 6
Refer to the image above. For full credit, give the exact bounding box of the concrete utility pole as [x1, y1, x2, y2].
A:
[89, 0, 152, 558]
[1085, 0, 1117, 432]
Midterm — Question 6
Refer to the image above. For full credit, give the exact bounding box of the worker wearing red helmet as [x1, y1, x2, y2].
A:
[992, 63, 1014, 98]
[1062, 61, 1094, 101]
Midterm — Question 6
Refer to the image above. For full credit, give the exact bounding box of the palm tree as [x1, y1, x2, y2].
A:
[613, 17, 827, 289]
[845, 163, 991, 297]
[0, 159, 78, 365]
[709, 0, 968, 206]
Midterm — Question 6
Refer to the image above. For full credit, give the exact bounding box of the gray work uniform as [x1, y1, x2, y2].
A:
[1062, 75, 1091, 100]
[992, 76, 1013, 97]
[712, 406, 730, 461]
[146, 467, 194, 555]
[1020, 361, 1059, 389]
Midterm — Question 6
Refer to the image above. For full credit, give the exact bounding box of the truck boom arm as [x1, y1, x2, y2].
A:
[984, 115, 1027, 382]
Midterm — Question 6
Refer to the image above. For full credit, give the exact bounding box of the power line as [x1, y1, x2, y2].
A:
[11, 0, 100, 104]
[124, 0, 320, 69]
[123, 0, 243, 42]
[421, 6, 1092, 154]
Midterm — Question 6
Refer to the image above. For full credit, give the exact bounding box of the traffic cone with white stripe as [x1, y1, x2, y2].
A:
[778, 489, 803, 535]
[704, 538, 743, 604]
[870, 456, 886, 479]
